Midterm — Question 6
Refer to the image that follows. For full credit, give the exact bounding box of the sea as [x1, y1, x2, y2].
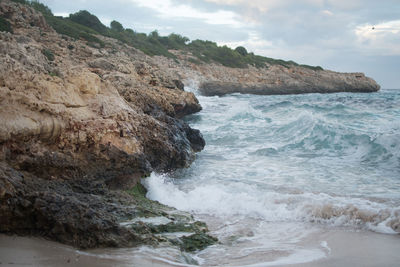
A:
[2, 88, 399, 266]
[140, 87, 400, 266]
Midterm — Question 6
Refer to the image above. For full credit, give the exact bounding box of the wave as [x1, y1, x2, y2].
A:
[144, 174, 400, 234]
[158, 90, 400, 236]
[213, 96, 400, 168]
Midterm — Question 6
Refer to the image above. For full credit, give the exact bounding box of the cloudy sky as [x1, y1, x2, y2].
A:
[41, 0, 400, 88]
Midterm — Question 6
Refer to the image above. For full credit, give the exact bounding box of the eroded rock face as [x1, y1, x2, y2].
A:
[154, 48, 380, 97]
[0, 0, 206, 248]
[198, 69, 380, 96]
[0, 163, 216, 250]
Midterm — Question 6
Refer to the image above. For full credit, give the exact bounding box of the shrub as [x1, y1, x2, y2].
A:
[30, 0, 52, 16]
[42, 48, 55, 61]
[69, 10, 107, 34]
[110, 20, 124, 32]
[235, 46, 247, 56]
[0, 17, 13, 33]
[125, 28, 134, 35]
[158, 33, 189, 50]
[300, 64, 323, 71]
[10, 0, 28, 4]
[44, 15, 104, 47]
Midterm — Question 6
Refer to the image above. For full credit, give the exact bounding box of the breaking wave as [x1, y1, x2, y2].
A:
[144, 89, 400, 265]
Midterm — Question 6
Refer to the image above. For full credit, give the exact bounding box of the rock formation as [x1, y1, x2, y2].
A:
[155, 49, 381, 97]
[0, 0, 381, 250]
[0, 0, 210, 249]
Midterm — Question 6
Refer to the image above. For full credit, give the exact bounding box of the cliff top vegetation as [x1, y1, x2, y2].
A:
[6, 0, 323, 70]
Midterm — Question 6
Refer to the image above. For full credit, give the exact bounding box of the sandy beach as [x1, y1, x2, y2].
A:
[1, 230, 399, 267]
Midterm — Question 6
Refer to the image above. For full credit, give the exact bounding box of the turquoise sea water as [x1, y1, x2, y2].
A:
[144, 89, 400, 265]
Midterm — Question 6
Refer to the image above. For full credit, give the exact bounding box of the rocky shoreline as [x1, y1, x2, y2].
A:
[152, 52, 380, 96]
[0, 0, 380, 253]
[0, 0, 214, 251]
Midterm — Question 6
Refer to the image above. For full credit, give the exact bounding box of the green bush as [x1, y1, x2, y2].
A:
[44, 15, 104, 47]
[42, 48, 54, 61]
[125, 28, 134, 35]
[187, 40, 247, 68]
[235, 46, 247, 56]
[300, 64, 323, 71]
[30, 0, 52, 16]
[69, 10, 107, 34]
[110, 20, 123, 32]
[10, 0, 28, 4]
[0, 17, 13, 33]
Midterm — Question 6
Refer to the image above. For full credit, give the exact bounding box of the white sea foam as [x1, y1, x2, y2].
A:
[142, 90, 400, 265]
[144, 174, 400, 234]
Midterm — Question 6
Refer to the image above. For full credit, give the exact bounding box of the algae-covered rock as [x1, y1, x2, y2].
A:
[175, 233, 218, 252]
[121, 182, 218, 252]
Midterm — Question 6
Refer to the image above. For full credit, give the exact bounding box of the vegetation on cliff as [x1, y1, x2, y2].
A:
[8, 0, 323, 70]
[0, 16, 12, 33]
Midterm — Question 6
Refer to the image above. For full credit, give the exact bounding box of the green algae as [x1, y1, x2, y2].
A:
[174, 233, 218, 252]
[123, 181, 218, 252]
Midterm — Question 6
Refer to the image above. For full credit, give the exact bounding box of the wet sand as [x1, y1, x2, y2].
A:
[281, 230, 400, 267]
[1, 230, 399, 267]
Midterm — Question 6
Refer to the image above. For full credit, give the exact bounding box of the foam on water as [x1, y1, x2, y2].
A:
[144, 173, 399, 234]
[144, 88, 400, 265]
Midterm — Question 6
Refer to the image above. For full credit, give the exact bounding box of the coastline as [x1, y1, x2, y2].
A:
[0, 0, 386, 257]
[1, 228, 399, 266]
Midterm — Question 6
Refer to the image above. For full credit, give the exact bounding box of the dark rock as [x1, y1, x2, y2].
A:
[0, 162, 145, 248]
[173, 79, 184, 90]
[0, 161, 218, 250]
[199, 78, 380, 96]
[145, 113, 205, 171]
[173, 101, 202, 119]
[185, 127, 205, 152]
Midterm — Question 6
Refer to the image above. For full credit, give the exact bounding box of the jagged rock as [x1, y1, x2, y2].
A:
[0, 0, 207, 249]
[0, 162, 216, 249]
[173, 79, 185, 90]
[0, 162, 144, 249]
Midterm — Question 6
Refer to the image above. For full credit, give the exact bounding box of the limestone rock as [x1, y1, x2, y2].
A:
[157, 46, 380, 97]
[0, 0, 205, 249]
[197, 68, 380, 96]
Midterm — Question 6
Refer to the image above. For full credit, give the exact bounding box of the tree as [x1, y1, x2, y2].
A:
[125, 28, 135, 35]
[235, 46, 248, 56]
[30, 0, 53, 16]
[168, 33, 189, 45]
[69, 10, 107, 33]
[110, 20, 124, 32]
[149, 30, 159, 39]
[0, 17, 13, 33]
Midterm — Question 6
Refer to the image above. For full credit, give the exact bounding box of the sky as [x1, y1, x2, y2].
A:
[40, 0, 400, 88]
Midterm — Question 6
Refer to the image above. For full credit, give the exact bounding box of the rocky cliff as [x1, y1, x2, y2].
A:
[154, 48, 380, 97]
[0, 0, 214, 250]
